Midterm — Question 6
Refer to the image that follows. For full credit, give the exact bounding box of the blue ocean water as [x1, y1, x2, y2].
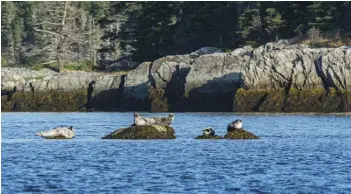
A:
[2, 112, 351, 193]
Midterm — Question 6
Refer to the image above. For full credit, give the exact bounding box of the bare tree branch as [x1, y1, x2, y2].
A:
[34, 28, 64, 37]
[39, 60, 57, 65]
[38, 21, 63, 26]
[44, 9, 66, 13]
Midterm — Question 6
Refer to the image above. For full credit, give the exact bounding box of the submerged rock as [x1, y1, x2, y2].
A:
[194, 135, 223, 139]
[35, 126, 76, 139]
[194, 127, 223, 139]
[102, 125, 176, 139]
[224, 128, 259, 139]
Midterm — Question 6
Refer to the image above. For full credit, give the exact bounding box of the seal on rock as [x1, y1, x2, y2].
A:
[227, 119, 243, 132]
[133, 113, 156, 126]
[35, 126, 76, 139]
[132, 113, 175, 126]
[153, 113, 175, 126]
[203, 127, 215, 136]
[194, 127, 222, 139]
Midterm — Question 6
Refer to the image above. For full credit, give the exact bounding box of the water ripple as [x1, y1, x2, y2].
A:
[2, 112, 351, 193]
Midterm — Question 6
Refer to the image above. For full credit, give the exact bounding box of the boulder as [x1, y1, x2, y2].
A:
[102, 125, 176, 139]
[1, 67, 121, 93]
[189, 47, 222, 57]
[224, 129, 259, 139]
[1, 67, 124, 112]
[149, 55, 192, 111]
[122, 62, 152, 110]
[318, 47, 351, 90]
[242, 48, 324, 90]
[184, 53, 243, 111]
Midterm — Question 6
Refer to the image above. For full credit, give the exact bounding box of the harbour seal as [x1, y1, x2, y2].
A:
[132, 113, 175, 126]
[35, 126, 76, 139]
[133, 113, 156, 126]
[227, 119, 243, 132]
[153, 113, 175, 126]
[203, 127, 215, 136]
[194, 127, 222, 139]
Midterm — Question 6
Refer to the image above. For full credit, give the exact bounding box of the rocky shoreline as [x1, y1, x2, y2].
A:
[2, 42, 351, 112]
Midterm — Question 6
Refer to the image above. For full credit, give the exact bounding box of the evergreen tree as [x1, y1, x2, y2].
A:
[238, 3, 264, 45]
[132, 2, 178, 62]
[1, 1, 350, 68]
[262, 7, 284, 41]
[1, 1, 16, 63]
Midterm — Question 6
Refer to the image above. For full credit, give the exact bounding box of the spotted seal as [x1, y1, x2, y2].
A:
[133, 113, 156, 126]
[35, 126, 75, 139]
[153, 113, 175, 126]
[133, 113, 175, 126]
[227, 119, 243, 132]
[203, 127, 215, 136]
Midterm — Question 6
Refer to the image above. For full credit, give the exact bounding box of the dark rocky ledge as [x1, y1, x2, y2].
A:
[224, 129, 259, 139]
[2, 43, 350, 112]
[102, 125, 176, 139]
[194, 135, 223, 139]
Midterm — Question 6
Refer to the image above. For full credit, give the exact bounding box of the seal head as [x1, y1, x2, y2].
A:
[203, 127, 215, 136]
[227, 119, 243, 132]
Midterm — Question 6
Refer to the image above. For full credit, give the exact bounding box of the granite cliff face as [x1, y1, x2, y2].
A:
[2, 43, 351, 112]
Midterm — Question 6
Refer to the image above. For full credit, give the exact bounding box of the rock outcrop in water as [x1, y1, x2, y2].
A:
[1, 68, 124, 111]
[2, 42, 351, 112]
[102, 125, 176, 139]
[194, 127, 223, 139]
[224, 129, 259, 139]
[194, 135, 223, 139]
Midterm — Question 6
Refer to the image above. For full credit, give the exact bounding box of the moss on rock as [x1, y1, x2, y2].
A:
[102, 125, 176, 139]
[1, 90, 87, 112]
[233, 88, 267, 112]
[194, 135, 223, 139]
[233, 89, 284, 112]
[224, 129, 259, 139]
[341, 90, 351, 111]
[284, 88, 343, 112]
[258, 90, 285, 112]
[233, 88, 350, 112]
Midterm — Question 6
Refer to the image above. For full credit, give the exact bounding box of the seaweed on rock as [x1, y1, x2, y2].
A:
[102, 125, 176, 139]
[224, 129, 259, 139]
[194, 135, 223, 139]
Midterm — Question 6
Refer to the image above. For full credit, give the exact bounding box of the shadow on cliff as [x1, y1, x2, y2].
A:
[89, 75, 127, 111]
[184, 72, 242, 112]
[164, 66, 191, 112]
[89, 76, 152, 112]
